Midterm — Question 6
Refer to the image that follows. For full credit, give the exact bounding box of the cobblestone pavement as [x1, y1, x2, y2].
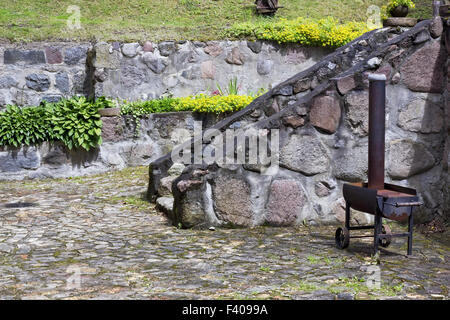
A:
[0, 167, 448, 300]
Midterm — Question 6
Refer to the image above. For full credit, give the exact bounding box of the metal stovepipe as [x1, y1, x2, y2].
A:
[368, 73, 386, 190]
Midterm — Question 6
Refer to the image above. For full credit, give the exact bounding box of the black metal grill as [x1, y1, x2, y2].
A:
[334, 74, 422, 256]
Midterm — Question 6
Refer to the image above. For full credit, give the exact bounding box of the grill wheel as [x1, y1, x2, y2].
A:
[379, 224, 392, 248]
[335, 227, 350, 249]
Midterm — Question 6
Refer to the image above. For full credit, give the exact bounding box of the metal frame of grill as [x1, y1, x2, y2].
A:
[334, 74, 422, 256]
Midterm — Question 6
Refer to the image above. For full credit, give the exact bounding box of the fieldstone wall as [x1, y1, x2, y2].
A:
[0, 42, 93, 107]
[93, 40, 331, 100]
[149, 19, 450, 228]
[0, 112, 210, 180]
[0, 40, 331, 107]
[1, 21, 448, 228]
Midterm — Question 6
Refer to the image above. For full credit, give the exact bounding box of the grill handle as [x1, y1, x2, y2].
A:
[395, 202, 423, 207]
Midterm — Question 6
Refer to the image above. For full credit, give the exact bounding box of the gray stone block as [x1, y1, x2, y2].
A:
[280, 134, 330, 176]
[397, 95, 444, 133]
[93, 42, 120, 69]
[158, 41, 176, 56]
[333, 144, 368, 182]
[121, 65, 146, 87]
[0, 75, 19, 89]
[388, 139, 435, 180]
[257, 59, 274, 75]
[247, 41, 263, 54]
[121, 43, 140, 58]
[142, 52, 168, 74]
[0, 148, 40, 172]
[55, 71, 70, 94]
[41, 95, 62, 103]
[64, 46, 88, 65]
[3, 49, 45, 65]
[25, 74, 50, 92]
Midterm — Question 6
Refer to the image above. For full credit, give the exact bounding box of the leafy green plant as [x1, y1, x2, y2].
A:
[0, 97, 102, 151]
[120, 97, 179, 118]
[174, 94, 254, 114]
[49, 97, 102, 151]
[120, 94, 255, 116]
[94, 96, 116, 109]
[120, 97, 180, 137]
[0, 105, 52, 147]
[216, 77, 240, 96]
[248, 87, 267, 98]
[383, 0, 415, 18]
[387, 0, 415, 12]
[0, 93, 257, 151]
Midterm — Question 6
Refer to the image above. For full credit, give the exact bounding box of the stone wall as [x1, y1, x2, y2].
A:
[0, 112, 208, 180]
[148, 19, 450, 228]
[0, 42, 93, 107]
[0, 40, 331, 107]
[93, 40, 331, 100]
[1, 21, 448, 227]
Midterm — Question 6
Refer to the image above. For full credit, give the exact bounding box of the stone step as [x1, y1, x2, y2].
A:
[156, 197, 174, 218]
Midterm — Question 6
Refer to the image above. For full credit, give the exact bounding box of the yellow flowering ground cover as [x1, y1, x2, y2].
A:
[120, 94, 256, 116]
[226, 17, 372, 48]
[173, 95, 254, 114]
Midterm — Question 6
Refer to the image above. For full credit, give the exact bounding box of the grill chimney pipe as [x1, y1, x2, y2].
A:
[368, 74, 386, 190]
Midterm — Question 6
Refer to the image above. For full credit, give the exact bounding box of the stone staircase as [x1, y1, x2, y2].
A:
[148, 19, 449, 229]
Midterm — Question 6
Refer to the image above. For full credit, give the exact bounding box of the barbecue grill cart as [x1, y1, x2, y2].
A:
[335, 74, 422, 256]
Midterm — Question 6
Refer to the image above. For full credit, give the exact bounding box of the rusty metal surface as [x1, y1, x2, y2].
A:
[383, 183, 417, 196]
[377, 189, 416, 198]
[446, 25, 450, 54]
[368, 75, 386, 190]
[337, 74, 421, 255]
[343, 183, 378, 215]
[343, 182, 420, 222]
[381, 196, 420, 222]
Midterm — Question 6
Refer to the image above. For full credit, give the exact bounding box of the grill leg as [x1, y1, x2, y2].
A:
[373, 212, 382, 255]
[407, 209, 414, 256]
[345, 202, 350, 230]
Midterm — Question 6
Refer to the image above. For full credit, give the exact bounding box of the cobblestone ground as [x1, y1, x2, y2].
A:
[0, 167, 448, 300]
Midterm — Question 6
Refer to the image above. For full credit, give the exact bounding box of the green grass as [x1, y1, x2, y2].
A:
[259, 265, 272, 272]
[307, 255, 320, 264]
[0, 0, 432, 42]
[280, 276, 405, 299]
